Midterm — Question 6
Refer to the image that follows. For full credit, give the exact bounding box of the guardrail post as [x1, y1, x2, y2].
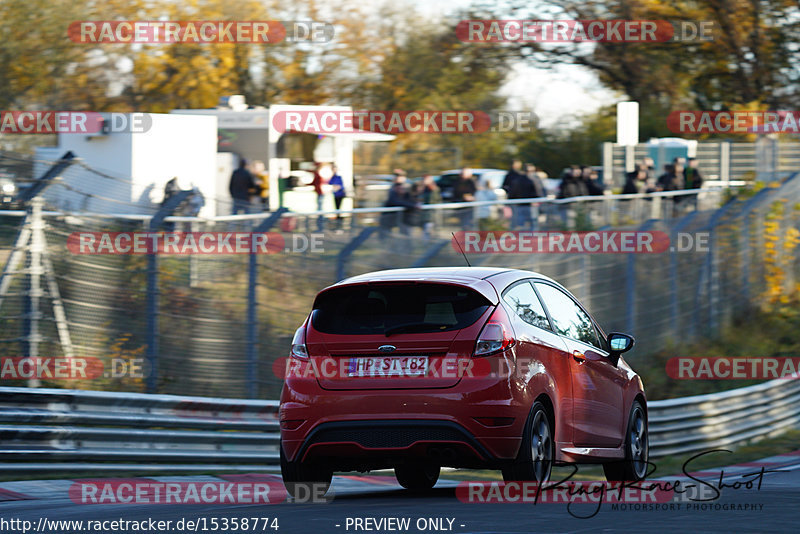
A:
[246, 208, 288, 398]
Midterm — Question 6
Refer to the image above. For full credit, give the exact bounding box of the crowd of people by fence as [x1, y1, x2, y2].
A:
[205, 155, 706, 234]
[376, 155, 705, 234]
[623, 156, 704, 194]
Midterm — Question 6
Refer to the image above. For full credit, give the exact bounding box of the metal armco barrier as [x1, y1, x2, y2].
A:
[647, 375, 800, 458]
[1, 377, 799, 473]
[0, 387, 279, 473]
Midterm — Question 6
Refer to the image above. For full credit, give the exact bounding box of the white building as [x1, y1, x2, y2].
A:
[35, 113, 219, 216]
[171, 101, 394, 214]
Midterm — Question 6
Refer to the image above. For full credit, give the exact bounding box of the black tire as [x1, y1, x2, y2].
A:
[394, 464, 440, 490]
[280, 443, 332, 498]
[603, 401, 649, 482]
[502, 401, 553, 483]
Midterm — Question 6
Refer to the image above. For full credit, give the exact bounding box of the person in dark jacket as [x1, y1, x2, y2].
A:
[381, 175, 420, 235]
[623, 169, 649, 195]
[558, 166, 589, 198]
[503, 160, 526, 228]
[684, 158, 704, 190]
[683, 158, 704, 210]
[229, 159, 256, 215]
[656, 164, 683, 192]
[453, 168, 477, 230]
[582, 167, 605, 195]
[502, 160, 525, 196]
[556, 166, 588, 227]
[509, 164, 544, 230]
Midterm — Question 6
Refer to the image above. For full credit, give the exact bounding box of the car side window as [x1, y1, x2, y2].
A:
[534, 283, 600, 349]
[503, 282, 551, 331]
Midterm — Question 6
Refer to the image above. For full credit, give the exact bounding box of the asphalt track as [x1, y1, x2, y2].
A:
[2, 452, 800, 534]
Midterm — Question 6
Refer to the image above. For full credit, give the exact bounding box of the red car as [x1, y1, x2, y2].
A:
[279, 267, 647, 494]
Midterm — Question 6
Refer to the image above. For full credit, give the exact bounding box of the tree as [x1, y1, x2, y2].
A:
[481, 1, 800, 116]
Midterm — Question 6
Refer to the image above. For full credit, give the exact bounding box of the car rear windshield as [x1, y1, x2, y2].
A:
[311, 283, 492, 336]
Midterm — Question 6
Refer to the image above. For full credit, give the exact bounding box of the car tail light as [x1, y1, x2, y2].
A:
[290, 325, 308, 360]
[474, 305, 515, 357]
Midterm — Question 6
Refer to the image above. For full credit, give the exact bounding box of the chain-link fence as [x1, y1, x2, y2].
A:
[1, 150, 798, 399]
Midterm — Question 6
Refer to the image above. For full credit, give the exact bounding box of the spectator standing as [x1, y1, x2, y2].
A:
[502, 159, 525, 194]
[502, 159, 526, 229]
[312, 163, 328, 231]
[656, 164, 683, 191]
[328, 165, 346, 230]
[381, 174, 419, 236]
[229, 159, 256, 215]
[582, 167, 604, 195]
[474, 178, 498, 230]
[526, 164, 546, 230]
[623, 169, 648, 194]
[641, 157, 655, 182]
[312, 162, 326, 211]
[163, 177, 179, 204]
[557, 166, 587, 227]
[453, 168, 477, 230]
[684, 157, 704, 210]
[161, 177, 181, 231]
[558, 166, 588, 198]
[251, 160, 269, 211]
[684, 158, 704, 189]
[417, 174, 441, 238]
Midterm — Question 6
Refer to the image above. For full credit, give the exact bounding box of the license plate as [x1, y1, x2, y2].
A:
[347, 356, 429, 377]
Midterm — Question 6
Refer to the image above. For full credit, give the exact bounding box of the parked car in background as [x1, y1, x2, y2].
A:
[436, 169, 507, 201]
[279, 267, 647, 496]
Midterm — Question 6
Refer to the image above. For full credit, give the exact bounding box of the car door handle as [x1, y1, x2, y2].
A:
[572, 350, 586, 363]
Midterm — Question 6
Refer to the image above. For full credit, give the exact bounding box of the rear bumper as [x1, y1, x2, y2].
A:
[291, 420, 494, 470]
[279, 379, 529, 468]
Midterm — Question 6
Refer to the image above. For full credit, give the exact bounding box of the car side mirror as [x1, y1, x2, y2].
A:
[607, 332, 634, 366]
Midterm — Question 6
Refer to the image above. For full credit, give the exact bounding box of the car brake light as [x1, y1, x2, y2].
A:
[290, 325, 308, 360]
[474, 305, 515, 357]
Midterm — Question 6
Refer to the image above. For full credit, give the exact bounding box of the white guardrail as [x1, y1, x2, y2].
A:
[1, 377, 799, 473]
